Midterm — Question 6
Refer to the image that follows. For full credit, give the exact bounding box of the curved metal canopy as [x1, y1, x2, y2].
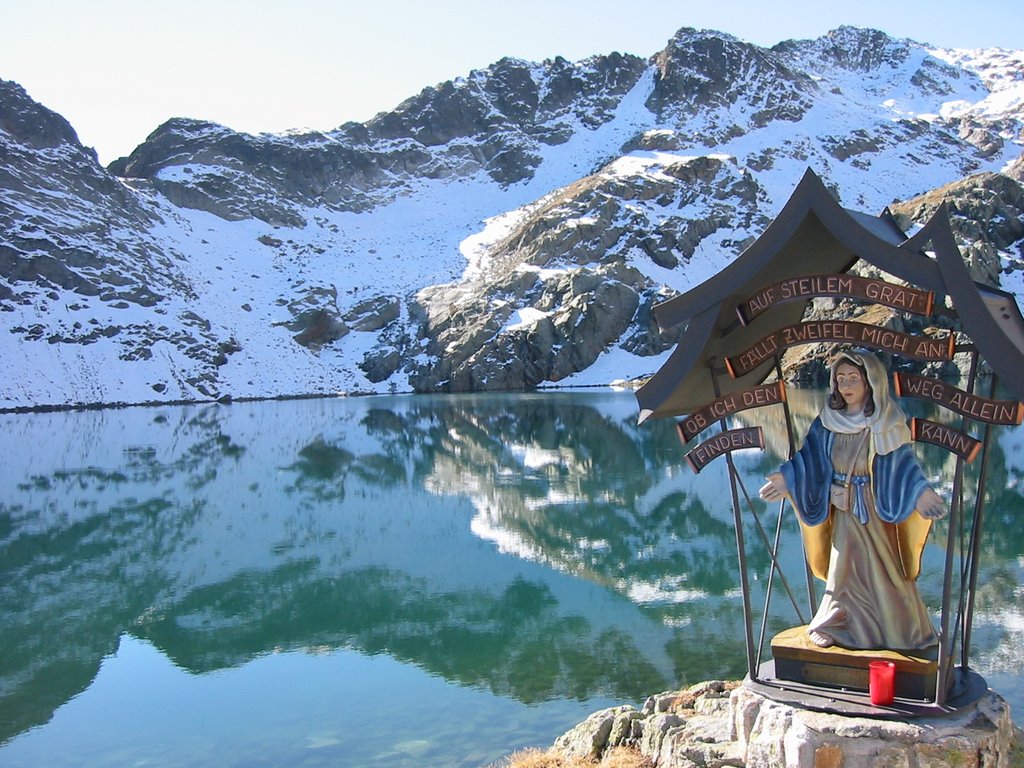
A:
[635, 168, 1024, 422]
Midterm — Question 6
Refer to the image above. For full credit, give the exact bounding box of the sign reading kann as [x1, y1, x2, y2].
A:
[910, 418, 982, 464]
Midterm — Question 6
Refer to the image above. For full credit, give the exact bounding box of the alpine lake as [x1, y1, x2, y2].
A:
[1, 389, 1022, 767]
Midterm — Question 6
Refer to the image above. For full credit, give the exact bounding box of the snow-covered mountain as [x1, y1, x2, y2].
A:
[2, 26, 1024, 410]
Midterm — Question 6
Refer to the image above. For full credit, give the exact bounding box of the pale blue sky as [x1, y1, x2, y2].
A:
[2, 0, 1021, 164]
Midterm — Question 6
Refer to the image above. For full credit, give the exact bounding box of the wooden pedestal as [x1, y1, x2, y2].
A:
[771, 626, 943, 700]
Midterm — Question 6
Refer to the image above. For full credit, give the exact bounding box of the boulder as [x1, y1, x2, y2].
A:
[286, 308, 349, 350]
[343, 295, 401, 332]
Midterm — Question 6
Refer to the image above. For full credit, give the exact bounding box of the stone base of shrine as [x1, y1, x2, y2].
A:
[548, 679, 1020, 768]
[770, 625, 942, 701]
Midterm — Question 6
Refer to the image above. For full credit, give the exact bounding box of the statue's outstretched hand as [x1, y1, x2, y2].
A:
[917, 487, 946, 520]
[759, 472, 788, 503]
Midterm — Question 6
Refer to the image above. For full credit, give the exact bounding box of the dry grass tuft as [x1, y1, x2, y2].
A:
[600, 747, 655, 767]
[504, 746, 653, 768]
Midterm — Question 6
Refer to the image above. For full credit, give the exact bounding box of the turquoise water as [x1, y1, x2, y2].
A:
[1, 391, 1022, 766]
[3, 636, 610, 767]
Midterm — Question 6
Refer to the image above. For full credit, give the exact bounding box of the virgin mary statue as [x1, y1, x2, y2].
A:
[759, 350, 946, 652]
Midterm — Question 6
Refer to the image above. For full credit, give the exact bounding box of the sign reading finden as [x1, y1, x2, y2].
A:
[894, 373, 1024, 426]
[676, 382, 786, 444]
[685, 427, 765, 474]
[725, 321, 955, 378]
[736, 274, 934, 326]
[910, 418, 982, 464]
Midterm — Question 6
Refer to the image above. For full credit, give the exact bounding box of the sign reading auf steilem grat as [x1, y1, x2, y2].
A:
[736, 274, 934, 326]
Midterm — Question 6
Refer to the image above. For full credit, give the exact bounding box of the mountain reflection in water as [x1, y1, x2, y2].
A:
[1, 391, 1022, 765]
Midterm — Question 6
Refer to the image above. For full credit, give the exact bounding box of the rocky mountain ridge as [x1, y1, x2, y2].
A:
[2, 25, 1024, 409]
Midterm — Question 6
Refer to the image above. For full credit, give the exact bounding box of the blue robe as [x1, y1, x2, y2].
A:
[782, 418, 930, 527]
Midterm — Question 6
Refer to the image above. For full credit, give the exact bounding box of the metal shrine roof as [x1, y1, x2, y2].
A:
[635, 168, 1024, 422]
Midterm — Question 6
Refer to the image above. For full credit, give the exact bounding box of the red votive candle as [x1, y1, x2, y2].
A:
[869, 660, 896, 705]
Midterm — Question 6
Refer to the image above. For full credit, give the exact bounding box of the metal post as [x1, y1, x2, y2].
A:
[754, 498, 802, 674]
[935, 462, 963, 706]
[711, 365, 758, 681]
[726, 449, 758, 681]
[962, 374, 998, 669]
[733, 474, 806, 622]
[774, 358, 815, 611]
[935, 350, 979, 705]
[729, 470, 806, 672]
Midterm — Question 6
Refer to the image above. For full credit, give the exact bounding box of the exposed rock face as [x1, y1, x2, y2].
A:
[550, 681, 1024, 767]
[777, 26, 915, 73]
[108, 118, 384, 223]
[0, 80, 167, 302]
[1006, 154, 1024, 183]
[0, 79, 246, 402]
[0, 79, 82, 151]
[372, 53, 648, 149]
[774, 25, 979, 95]
[891, 172, 1024, 285]
[107, 53, 649, 223]
[404, 156, 765, 391]
[648, 29, 816, 131]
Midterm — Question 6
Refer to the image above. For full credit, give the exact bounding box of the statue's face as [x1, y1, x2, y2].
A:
[834, 361, 868, 413]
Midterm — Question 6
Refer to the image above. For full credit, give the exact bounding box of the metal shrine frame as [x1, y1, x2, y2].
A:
[635, 169, 1024, 716]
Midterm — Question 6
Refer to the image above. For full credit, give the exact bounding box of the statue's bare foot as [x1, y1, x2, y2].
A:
[808, 630, 834, 648]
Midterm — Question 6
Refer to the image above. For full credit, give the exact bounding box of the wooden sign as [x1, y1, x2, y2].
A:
[724, 321, 954, 378]
[894, 373, 1024, 426]
[736, 274, 934, 326]
[910, 418, 982, 463]
[685, 427, 765, 473]
[676, 382, 786, 444]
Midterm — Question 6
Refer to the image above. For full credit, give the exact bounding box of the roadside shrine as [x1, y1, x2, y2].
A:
[635, 169, 1024, 716]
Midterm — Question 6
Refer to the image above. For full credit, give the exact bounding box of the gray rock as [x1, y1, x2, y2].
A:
[639, 713, 687, 757]
[892, 172, 1024, 259]
[360, 346, 402, 383]
[552, 705, 637, 760]
[344, 295, 401, 332]
[286, 308, 349, 350]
